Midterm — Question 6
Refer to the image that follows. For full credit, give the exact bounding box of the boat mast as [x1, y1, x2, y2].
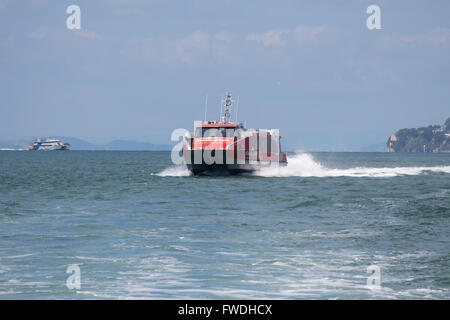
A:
[220, 92, 234, 124]
[234, 95, 240, 123]
[204, 94, 208, 122]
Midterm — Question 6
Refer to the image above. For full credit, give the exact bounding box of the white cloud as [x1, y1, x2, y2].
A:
[378, 27, 450, 48]
[28, 27, 102, 41]
[28, 27, 49, 40]
[210, 31, 244, 69]
[119, 25, 334, 72]
[24, 27, 107, 69]
[120, 32, 211, 68]
[293, 26, 326, 42]
[246, 29, 290, 46]
[410, 27, 450, 45]
[77, 30, 103, 40]
[176, 31, 210, 65]
[120, 31, 246, 69]
[246, 26, 326, 47]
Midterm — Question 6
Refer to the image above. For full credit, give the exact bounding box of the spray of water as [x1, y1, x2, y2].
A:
[154, 153, 450, 178]
[254, 153, 450, 178]
[154, 166, 191, 177]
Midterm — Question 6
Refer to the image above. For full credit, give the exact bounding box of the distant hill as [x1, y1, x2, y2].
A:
[53, 136, 99, 150]
[387, 118, 450, 152]
[104, 140, 171, 151]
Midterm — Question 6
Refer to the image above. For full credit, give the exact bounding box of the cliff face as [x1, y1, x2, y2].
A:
[387, 118, 450, 152]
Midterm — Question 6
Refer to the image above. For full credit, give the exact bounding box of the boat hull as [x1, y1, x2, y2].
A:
[183, 149, 286, 175]
[186, 163, 258, 175]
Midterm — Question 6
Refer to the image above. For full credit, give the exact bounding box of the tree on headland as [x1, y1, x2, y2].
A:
[387, 118, 450, 152]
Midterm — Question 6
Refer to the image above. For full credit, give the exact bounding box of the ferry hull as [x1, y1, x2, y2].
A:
[184, 149, 286, 175]
[186, 163, 259, 175]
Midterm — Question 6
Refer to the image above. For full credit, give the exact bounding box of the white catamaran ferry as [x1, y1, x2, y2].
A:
[28, 139, 70, 151]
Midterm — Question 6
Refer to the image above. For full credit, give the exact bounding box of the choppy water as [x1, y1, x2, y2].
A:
[0, 151, 449, 299]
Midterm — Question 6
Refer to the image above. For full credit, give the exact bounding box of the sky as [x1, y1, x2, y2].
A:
[0, 0, 449, 150]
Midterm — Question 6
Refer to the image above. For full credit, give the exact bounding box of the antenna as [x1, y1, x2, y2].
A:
[220, 92, 234, 123]
[219, 95, 223, 122]
[204, 94, 208, 122]
[235, 95, 240, 123]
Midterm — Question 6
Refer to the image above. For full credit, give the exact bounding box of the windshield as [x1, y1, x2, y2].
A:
[194, 127, 235, 138]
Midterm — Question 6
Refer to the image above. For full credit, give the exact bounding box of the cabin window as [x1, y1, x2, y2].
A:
[194, 127, 202, 138]
[225, 128, 235, 137]
[195, 127, 235, 138]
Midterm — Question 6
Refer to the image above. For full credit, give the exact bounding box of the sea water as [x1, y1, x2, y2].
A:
[0, 151, 449, 299]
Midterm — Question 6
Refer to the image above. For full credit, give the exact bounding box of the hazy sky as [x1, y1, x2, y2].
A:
[1, 0, 449, 150]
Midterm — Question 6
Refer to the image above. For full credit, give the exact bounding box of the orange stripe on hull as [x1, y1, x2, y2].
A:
[193, 138, 233, 150]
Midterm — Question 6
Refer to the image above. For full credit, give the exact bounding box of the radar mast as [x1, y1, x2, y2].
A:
[220, 92, 234, 124]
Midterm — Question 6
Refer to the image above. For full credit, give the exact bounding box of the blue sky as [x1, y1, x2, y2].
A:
[0, 0, 449, 150]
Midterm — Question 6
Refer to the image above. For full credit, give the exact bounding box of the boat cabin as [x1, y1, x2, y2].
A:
[194, 122, 244, 138]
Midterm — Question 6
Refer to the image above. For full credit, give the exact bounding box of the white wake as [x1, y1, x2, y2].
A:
[254, 153, 450, 178]
[154, 153, 450, 178]
[154, 166, 191, 177]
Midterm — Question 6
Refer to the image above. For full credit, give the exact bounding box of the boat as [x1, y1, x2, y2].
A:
[182, 92, 287, 175]
[28, 138, 71, 151]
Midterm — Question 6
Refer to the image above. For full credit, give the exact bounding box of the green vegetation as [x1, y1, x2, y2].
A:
[387, 118, 450, 152]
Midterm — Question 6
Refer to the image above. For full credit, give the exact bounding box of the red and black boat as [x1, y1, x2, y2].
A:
[182, 92, 287, 175]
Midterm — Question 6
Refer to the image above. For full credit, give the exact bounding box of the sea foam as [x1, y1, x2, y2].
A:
[154, 166, 191, 177]
[154, 153, 450, 178]
[254, 153, 450, 178]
